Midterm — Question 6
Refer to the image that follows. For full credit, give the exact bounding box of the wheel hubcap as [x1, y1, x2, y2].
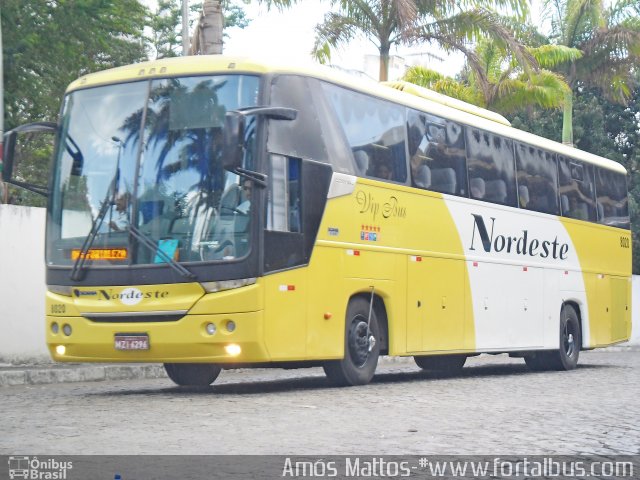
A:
[563, 324, 576, 358]
[348, 318, 373, 367]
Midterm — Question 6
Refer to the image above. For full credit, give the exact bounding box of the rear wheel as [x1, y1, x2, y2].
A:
[323, 296, 380, 386]
[164, 363, 221, 386]
[525, 304, 581, 371]
[414, 354, 467, 373]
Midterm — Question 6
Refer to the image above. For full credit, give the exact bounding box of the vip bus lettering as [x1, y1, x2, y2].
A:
[357, 191, 406, 221]
[356, 190, 380, 220]
[383, 196, 406, 219]
[469, 214, 569, 260]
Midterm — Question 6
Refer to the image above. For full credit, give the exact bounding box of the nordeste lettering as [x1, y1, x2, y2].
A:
[469, 214, 569, 260]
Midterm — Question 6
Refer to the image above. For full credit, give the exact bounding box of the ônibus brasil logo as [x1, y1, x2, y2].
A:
[8, 456, 73, 479]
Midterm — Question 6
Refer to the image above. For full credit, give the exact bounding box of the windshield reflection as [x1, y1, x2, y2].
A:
[47, 75, 260, 268]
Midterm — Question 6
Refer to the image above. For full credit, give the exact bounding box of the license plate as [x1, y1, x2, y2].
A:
[114, 334, 149, 351]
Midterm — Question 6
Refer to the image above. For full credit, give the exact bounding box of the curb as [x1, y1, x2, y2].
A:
[0, 358, 414, 387]
[0, 364, 166, 387]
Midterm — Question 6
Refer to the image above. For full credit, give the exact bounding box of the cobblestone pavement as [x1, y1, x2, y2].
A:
[1, 350, 638, 455]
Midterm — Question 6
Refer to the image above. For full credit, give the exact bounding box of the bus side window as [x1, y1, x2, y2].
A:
[465, 128, 517, 207]
[322, 82, 407, 183]
[515, 143, 559, 215]
[595, 168, 629, 228]
[267, 155, 302, 233]
[558, 156, 597, 222]
[407, 109, 467, 196]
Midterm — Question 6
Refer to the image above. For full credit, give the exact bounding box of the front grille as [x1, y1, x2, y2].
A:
[83, 311, 187, 323]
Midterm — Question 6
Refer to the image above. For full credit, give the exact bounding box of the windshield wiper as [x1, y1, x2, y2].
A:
[70, 170, 195, 280]
[127, 226, 196, 280]
[69, 179, 116, 281]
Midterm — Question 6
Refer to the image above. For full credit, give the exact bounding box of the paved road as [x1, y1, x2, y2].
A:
[1, 350, 638, 455]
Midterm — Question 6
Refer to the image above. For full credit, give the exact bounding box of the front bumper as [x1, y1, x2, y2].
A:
[46, 311, 267, 363]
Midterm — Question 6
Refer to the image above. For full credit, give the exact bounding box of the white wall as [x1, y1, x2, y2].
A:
[0, 205, 48, 362]
[0, 204, 638, 363]
[631, 275, 640, 345]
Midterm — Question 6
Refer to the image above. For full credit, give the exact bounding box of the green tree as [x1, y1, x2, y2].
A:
[403, 40, 580, 115]
[543, 0, 640, 145]
[312, 0, 532, 81]
[149, 0, 186, 58]
[2, 0, 149, 130]
[1, 0, 149, 206]
[511, 84, 640, 272]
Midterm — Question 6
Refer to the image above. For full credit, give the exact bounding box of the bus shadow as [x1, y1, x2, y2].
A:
[373, 361, 611, 385]
[91, 361, 613, 397]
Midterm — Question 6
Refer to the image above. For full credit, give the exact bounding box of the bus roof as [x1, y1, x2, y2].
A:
[66, 55, 626, 175]
[382, 81, 512, 127]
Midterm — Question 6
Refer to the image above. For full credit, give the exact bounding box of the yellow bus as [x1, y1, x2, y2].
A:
[2, 56, 631, 387]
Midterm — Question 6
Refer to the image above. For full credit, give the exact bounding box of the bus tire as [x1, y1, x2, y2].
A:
[164, 363, 221, 386]
[414, 354, 467, 373]
[323, 296, 380, 386]
[525, 304, 581, 371]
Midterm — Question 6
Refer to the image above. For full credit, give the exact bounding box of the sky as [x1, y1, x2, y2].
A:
[143, 0, 548, 79]
[222, 0, 547, 79]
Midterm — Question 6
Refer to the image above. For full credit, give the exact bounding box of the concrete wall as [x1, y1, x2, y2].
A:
[0, 205, 638, 363]
[0, 205, 48, 362]
[632, 275, 640, 345]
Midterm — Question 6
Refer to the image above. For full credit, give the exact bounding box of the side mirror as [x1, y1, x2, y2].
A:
[221, 107, 297, 172]
[222, 112, 246, 171]
[1, 121, 57, 197]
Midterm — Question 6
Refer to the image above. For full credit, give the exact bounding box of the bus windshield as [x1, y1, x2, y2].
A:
[47, 74, 260, 268]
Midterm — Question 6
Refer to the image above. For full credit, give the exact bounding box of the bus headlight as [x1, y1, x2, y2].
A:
[200, 278, 256, 293]
[55, 345, 66, 356]
[205, 323, 217, 335]
[48, 285, 72, 296]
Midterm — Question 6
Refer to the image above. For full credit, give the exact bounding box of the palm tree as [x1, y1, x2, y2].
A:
[403, 39, 582, 115]
[403, 65, 481, 104]
[191, 0, 223, 54]
[544, 0, 640, 145]
[312, 0, 532, 81]
[191, 0, 300, 54]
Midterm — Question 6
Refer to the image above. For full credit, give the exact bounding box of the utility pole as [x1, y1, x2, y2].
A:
[182, 0, 189, 55]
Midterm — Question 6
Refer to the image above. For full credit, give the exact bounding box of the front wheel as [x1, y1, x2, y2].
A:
[525, 304, 581, 371]
[323, 296, 380, 386]
[164, 363, 221, 386]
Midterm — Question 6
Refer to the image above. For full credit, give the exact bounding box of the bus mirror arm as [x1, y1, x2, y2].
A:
[234, 167, 267, 188]
[235, 106, 297, 121]
[3, 179, 48, 197]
